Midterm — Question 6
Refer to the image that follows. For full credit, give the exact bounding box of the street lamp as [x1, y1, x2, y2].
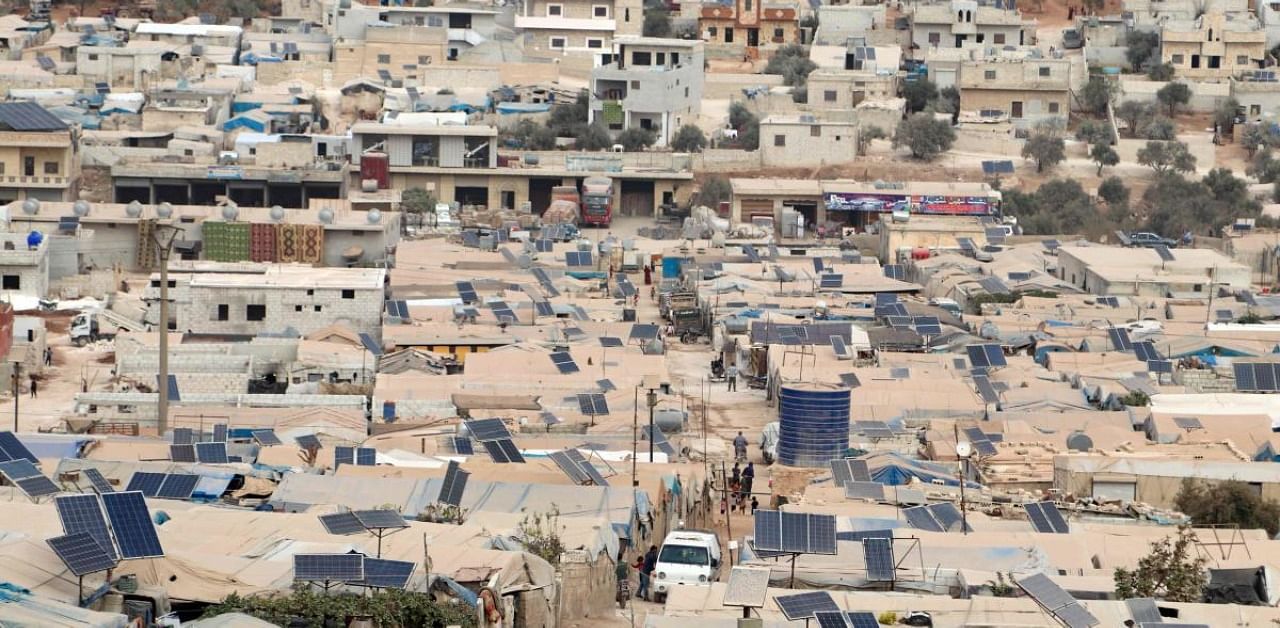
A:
[955, 440, 972, 536]
[151, 219, 183, 438]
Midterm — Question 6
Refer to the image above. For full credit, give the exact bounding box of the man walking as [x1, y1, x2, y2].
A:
[639, 544, 659, 600]
[742, 462, 755, 497]
[733, 431, 748, 462]
[29, 374, 37, 398]
[726, 362, 738, 391]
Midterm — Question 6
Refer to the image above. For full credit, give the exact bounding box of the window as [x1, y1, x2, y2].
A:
[216, 304, 229, 321]
[633, 51, 652, 65]
[708, 26, 717, 37]
[656, 52, 666, 64]
[824, 89, 837, 102]
[587, 38, 603, 48]
[342, 289, 355, 299]
[306, 289, 314, 296]
[744, 0, 752, 9]
[418, 55, 431, 64]
[774, 28, 783, 39]
[593, 4, 608, 17]
[625, 7, 630, 20]
[295, 305, 303, 312]
[314, 305, 323, 312]
[673, 52, 680, 64]
[550, 36, 566, 49]
[1237, 55, 1249, 64]
[774, 134, 785, 147]
[810, 126, 820, 137]
[640, 118, 653, 129]
[976, 34, 984, 43]
[1, 275, 17, 290]
[42, 162, 57, 175]
[993, 33, 1005, 44]
[1172, 54, 1184, 64]
[631, 80, 640, 89]
[87, 53, 99, 60]
[928, 32, 941, 44]
[985, 70, 996, 80]
[377, 54, 390, 64]
[1038, 66, 1050, 77]
[724, 27, 733, 43]
[1049, 102, 1060, 113]
[547, 4, 562, 15]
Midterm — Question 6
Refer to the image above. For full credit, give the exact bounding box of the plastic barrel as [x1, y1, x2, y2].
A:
[777, 384, 850, 467]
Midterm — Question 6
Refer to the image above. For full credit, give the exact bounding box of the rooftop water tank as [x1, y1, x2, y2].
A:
[27, 231, 43, 248]
[156, 202, 173, 218]
[318, 208, 334, 224]
[367, 209, 382, 224]
[777, 384, 850, 468]
[21, 199, 39, 215]
[269, 205, 285, 222]
[77, 200, 95, 217]
[654, 408, 687, 433]
[221, 202, 238, 221]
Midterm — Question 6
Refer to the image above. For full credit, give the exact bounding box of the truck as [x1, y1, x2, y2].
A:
[580, 176, 614, 227]
[650, 529, 722, 603]
[70, 307, 151, 346]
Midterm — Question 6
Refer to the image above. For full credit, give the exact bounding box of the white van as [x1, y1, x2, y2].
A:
[651, 530, 722, 602]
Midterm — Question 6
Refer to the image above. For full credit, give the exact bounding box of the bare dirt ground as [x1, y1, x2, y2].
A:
[0, 310, 117, 432]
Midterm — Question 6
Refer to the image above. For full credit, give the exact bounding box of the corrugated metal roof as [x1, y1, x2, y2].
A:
[0, 102, 69, 131]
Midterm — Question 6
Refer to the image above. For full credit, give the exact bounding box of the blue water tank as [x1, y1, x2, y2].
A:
[26, 231, 43, 248]
[777, 384, 850, 467]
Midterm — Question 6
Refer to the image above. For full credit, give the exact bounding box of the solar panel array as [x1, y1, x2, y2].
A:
[319, 512, 365, 535]
[1233, 362, 1280, 392]
[56, 494, 118, 562]
[456, 281, 478, 304]
[102, 491, 165, 559]
[294, 554, 365, 582]
[465, 418, 512, 441]
[0, 432, 37, 463]
[965, 344, 1007, 368]
[82, 468, 114, 494]
[974, 375, 1000, 404]
[1026, 502, 1070, 533]
[1018, 573, 1099, 628]
[829, 458, 872, 487]
[882, 265, 905, 280]
[211, 424, 228, 442]
[156, 474, 199, 500]
[844, 482, 885, 501]
[902, 503, 971, 533]
[362, 557, 416, 589]
[819, 274, 843, 289]
[753, 510, 838, 555]
[1133, 341, 1161, 362]
[577, 392, 610, 416]
[566, 251, 593, 266]
[438, 460, 469, 506]
[125, 472, 166, 497]
[775, 591, 840, 620]
[170, 444, 196, 463]
[172, 427, 194, 445]
[353, 509, 408, 530]
[1108, 328, 1133, 351]
[482, 439, 525, 463]
[47, 532, 117, 576]
[550, 351, 580, 374]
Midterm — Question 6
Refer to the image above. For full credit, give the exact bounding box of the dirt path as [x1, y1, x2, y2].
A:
[0, 311, 116, 432]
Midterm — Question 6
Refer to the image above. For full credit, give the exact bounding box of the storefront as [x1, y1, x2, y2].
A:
[822, 181, 1001, 232]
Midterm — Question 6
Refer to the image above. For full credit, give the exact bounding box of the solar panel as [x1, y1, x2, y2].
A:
[450, 436, 475, 455]
[0, 432, 37, 463]
[456, 281, 478, 304]
[1040, 502, 1070, 533]
[973, 439, 998, 457]
[743, 245, 761, 263]
[846, 612, 881, 628]
[295, 554, 364, 582]
[913, 316, 942, 335]
[1216, 309, 1234, 322]
[169, 444, 196, 463]
[564, 449, 608, 486]
[829, 458, 852, 487]
[966, 344, 1006, 368]
[839, 373, 861, 388]
[319, 512, 365, 535]
[629, 324, 660, 341]
[1235, 362, 1259, 391]
[775, 591, 839, 620]
[1133, 340, 1162, 362]
[211, 424, 228, 442]
[1173, 417, 1203, 430]
[882, 265, 905, 280]
[47, 532, 117, 576]
[644, 425, 674, 455]
[334, 446, 355, 467]
[578, 393, 611, 416]
[353, 509, 408, 530]
[1098, 296, 1120, 308]
[55, 494, 117, 562]
[1153, 245, 1175, 262]
[1043, 239, 1061, 250]
[1148, 360, 1174, 374]
[958, 237, 977, 252]
[465, 418, 512, 441]
[156, 474, 199, 500]
[125, 472, 165, 497]
[863, 537, 895, 581]
[722, 566, 771, 607]
[974, 375, 1000, 404]
[1127, 598, 1162, 624]
[102, 491, 164, 559]
[361, 557, 416, 589]
[356, 448, 377, 466]
[928, 503, 970, 532]
[83, 468, 113, 494]
[195, 442, 228, 464]
[598, 336, 624, 348]
[820, 274, 844, 289]
[902, 505, 943, 532]
[816, 611, 851, 628]
[1026, 502, 1054, 533]
[1055, 602, 1101, 628]
[172, 427, 194, 445]
[252, 430, 282, 446]
[830, 335, 851, 359]
[0, 459, 39, 480]
[752, 510, 836, 554]
[566, 251, 594, 266]
[17, 475, 60, 498]
[535, 239, 554, 253]
[550, 351, 580, 374]
[438, 461, 469, 506]
[754, 510, 782, 551]
[549, 450, 590, 485]
[534, 301, 555, 317]
[844, 481, 885, 500]
[1019, 572, 1078, 612]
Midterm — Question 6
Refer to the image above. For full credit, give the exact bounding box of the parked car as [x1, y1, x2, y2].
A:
[1127, 232, 1178, 248]
[650, 530, 722, 603]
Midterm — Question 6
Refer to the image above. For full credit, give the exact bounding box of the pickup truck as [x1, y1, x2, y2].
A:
[651, 530, 722, 603]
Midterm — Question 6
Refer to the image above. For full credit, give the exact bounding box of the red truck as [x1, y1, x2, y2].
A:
[580, 176, 614, 227]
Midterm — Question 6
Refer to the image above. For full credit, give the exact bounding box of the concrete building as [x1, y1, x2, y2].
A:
[0, 102, 80, 203]
[379, 5, 499, 58]
[588, 37, 704, 147]
[1161, 11, 1265, 80]
[1261, 0, 1280, 47]
[1055, 245, 1251, 295]
[806, 67, 899, 111]
[165, 264, 386, 339]
[729, 178, 1000, 232]
[1056, 455, 1280, 508]
[1231, 75, 1280, 122]
[76, 42, 180, 91]
[698, 0, 799, 56]
[957, 57, 1070, 127]
[910, 0, 1027, 52]
[759, 115, 859, 167]
[0, 232, 49, 299]
[332, 26, 450, 85]
[515, 0, 642, 67]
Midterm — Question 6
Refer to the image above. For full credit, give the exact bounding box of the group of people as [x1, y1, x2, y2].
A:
[615, 544, 660, 601]
[724, 460, 757, 515]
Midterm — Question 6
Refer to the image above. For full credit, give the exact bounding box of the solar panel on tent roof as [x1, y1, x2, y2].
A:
[566, 251, 593, 266]
[819, 274, 843, 289]
[35, 55, 55, 71]
[166, 443, 196, 463]
[549, 450, 591, 485]
[461, 231, 480, 248]
[844, 482, 885, 500]
[377, 69, 393, 82]
[295, 553, 364, 582]
[577, 393, 610, 416]
[928, 503, 970, 532]
[211, 424, 227, 442]
[957, 237, 977, 252]
[1154, 245, 1175, 262]
[359, 332, 383, 357]
[1216, 309, 1234, 322]
[0, 432, 37, 463]
[723, 566, 771, 607]
[1041, 502, 1070, 533]
[334, 446, 355, 467]
[455, 281, 478, 304]
[1054, 602, 1101, 628]
[465, 418, 512, 441]
[816, 612, 852, 628]
[252, 430, 282, 446]
[1019, 572, 1078, 612]
[913, 316, 942, 335]
[644, 425, 674, 456]
[535, 239, 554, 252]
[875, 293, 898, 305]
[102, 491, 164, 559]
[16, 475, 59, 498]
[564, 449, 608, 486]
[902, 505, 943, 532]
[1043, 239, 1061, 250]
[156, 474, 198, 500]
[863, 537, 895, 581]
[1098, 296, 1121, 308]
[974, 375, 1000, 404]
[48, 532, 117, 576]
[56, 494, 117, 561]
[830, 335, 851, 358]
[449, 436, 474, 455]
[973, 439, 998, 457]
[629, 324, 660, 340]
[125, 472, 165, 497]
[1173, 417, 1203, 430]
[966, 344, 1006, 368]
[353, 509, 408, 530]
[541, 411, 562, 426]
[1008, 271, 1032, 281]
[743, 245, 761, 263]
[550, 351, 580, 374]
[360, 558, 416, 589]
[1134, 341, 1161, 362]
[1148, 360, 1174, 374]
[845, 612, 880, 628]
[0, 459, 39, 480]
[439, 460, 469, 506]
[1108, 328, 1133, 351]
[172, 428, 194, 445]
[1125, 598, 1163, 624]
[82, 468, 113, 494]
[482, 438, 524, 463]
[534, 301, 554, 317]
[500, 248, 518, 265]
[775, 591, 840, 620]
[985, 228, 1007, 244]
[195, 442, 228, 464]
[597, 378, 617, 392]
[489, 301, 517, 323]
[319, 512, 365, 535]
[356, 448, 377, 466]
[883, 265, 905, 280]
[599, 336, 623, 348]
[839, 373, 861, 388]
[812, 257, 824, 273]
[979, 276, 1010, 294]
[888, 367, 911, 380]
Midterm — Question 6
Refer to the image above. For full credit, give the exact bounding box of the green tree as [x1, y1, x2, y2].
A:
[856, 125, 886, 156]
[548, 90, 590, 137]
[901, 79, 939, 113]
[1125, 31, 1160, 70]
[1114, 527, 1208, 602]
[728, 102, 760, 150]
[506, 118, 557, 150]
[1147, 62, 1175, 81]
[202, 588, 476, 627]
[518, 506, 565, 566]
[1249, 149, 1280, 183]
[401, 187, 436, 215]
[1141, 169, 1258, 236]
[575, 123, 613, 150]
[1080, 74, 1114, 115]
[694, 175, 732, 207]
[1090, 142, 1119, 176]
[1137, 140, 1195, 174]
[1032, 179, 1096, 234]
[893, 112, 955, 160]
[1141, 115, 1176, 140]
[1021, 131, 1066, 173]
[643, 6, 672, 37]
[616, 127, 657, 151]
[1241, 123, 1280, 156]
[1075, 120, 1114, 144]
[1156, 82, 1192, 117]
[670, 124, 708, 152]
[1098, 176, 1130, 209]
[1214, 97, 1240, 134]
[764, 44, 817, 88]
[1177, 478, 1280, 536]
[1115, 100, 1153, 138]
[937, 86, 961, 122]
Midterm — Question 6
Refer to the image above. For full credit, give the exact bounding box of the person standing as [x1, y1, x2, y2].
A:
[733, 431, 748, 461]
[29, 375, 36, 399]
[727, 362, 738, 391]
[742, 462, 755, 496]
[640, 545, 659, 600]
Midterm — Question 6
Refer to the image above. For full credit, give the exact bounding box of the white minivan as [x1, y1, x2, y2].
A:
[651, 530, 722, 602]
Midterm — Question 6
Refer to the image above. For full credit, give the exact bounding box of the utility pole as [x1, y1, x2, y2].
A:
[152, 222, 182, 438]
[11, 361, 18, 431]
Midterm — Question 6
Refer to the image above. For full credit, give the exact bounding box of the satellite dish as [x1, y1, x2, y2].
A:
[955, 441, 972, 458]
[1066, 431, 1094, 452]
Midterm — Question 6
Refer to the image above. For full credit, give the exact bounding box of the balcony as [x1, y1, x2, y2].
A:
[513, 15, 616, 31]
[0, 174, 70, 188]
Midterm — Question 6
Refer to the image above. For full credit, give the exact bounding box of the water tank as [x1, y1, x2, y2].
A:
[523, 153, 540, 166]
[26, 231, 43, 248]
[777, 384, 850, 468]
[654, 408, 687, 433]
[723, 316, 750, 334]
[269, 205, 285, 221]
[221, 202, 239, 221]
[360, 152, 390, 190]
[318, 208, 334, 224]
[21, 199, 39, 215]
[77, 200, 95, 216]
[1066, 432, 1094, 452]
[367, 209, 382, 224]
[361, 179, 378, 193]
[156, 202, 173, 218]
